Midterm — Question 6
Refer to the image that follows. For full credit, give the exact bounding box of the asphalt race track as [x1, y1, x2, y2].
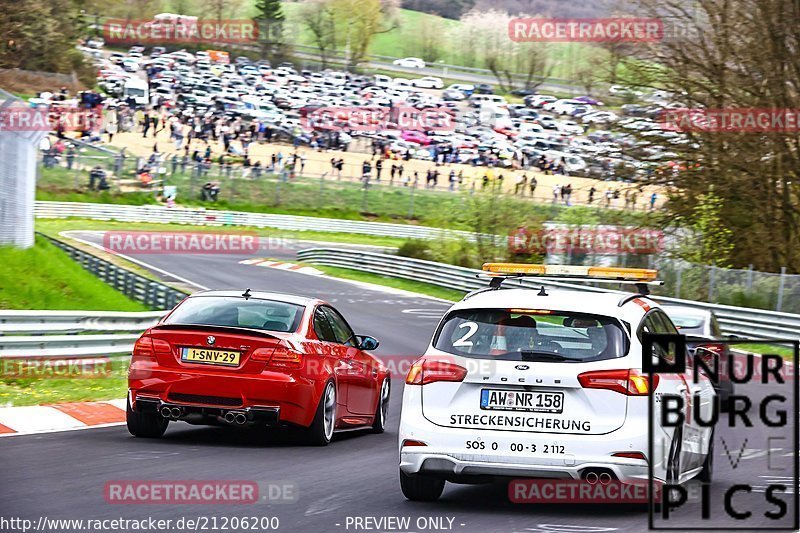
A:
[1, 232, 796, 533]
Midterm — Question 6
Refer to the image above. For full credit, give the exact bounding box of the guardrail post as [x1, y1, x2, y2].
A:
[746, 264, 754, 291]
[675, 266, 683, 298]
[776, 266, 787, 312]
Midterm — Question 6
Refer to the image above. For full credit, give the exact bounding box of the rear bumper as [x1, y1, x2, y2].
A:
[399, 403, 655, 484]
[129, 363, 320, 427]
[134, 395, 281, 427]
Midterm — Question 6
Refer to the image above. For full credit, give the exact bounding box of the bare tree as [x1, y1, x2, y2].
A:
[626, 0, 800, 272]
[301, 0, 337, 69]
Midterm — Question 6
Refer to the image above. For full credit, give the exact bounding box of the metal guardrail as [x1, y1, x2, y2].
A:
[296, 248, 800, 340]
[41, 233, 189, 310]
[35, 201, 471, 241]
[0, 334, 140, 358]
[0, 310, 165, 335]
[0, 237, 179, 359]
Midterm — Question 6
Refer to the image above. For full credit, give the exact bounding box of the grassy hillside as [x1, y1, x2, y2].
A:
[0, 237, 147, 311]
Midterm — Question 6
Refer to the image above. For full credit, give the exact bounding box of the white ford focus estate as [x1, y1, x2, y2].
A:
[398, 263, 716, 501]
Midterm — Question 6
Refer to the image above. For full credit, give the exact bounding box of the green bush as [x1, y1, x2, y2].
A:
[397, 239, 434, 261]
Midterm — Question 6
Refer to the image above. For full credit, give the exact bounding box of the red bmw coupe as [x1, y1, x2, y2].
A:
[126, 289, 390, 445]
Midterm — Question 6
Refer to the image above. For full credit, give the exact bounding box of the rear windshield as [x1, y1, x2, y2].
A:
[666, 312, 704, 330]
[164, 296, 304, 333]
[433, 309, 628, 362]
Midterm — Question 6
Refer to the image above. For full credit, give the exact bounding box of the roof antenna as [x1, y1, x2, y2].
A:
[537, 286, 548, 296]
[242, 288, 251, 300]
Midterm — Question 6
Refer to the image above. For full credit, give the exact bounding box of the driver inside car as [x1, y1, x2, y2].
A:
[491, 314, 539, 354]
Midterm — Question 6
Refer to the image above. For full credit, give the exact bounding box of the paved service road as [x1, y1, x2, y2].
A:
[1, 232, 796, 532]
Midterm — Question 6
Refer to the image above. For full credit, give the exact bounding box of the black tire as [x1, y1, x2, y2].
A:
[666, 427, 682, 484]
[400, 470, 445, 502]
[371, 378, 390, 433]
[304, 380, 336, 446]
[126, 399, 168, 438]
[697, 429, 714, 483]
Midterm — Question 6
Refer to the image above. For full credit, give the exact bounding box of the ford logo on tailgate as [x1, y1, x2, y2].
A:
[515, 364, 529, 370]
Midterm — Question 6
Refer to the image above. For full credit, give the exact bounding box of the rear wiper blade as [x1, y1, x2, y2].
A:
[518, 351, 581, 362]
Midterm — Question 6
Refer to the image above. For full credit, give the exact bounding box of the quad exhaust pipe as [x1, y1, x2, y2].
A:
[158, 405, 247, 424]
[582, 469, 614, 485]
[160, 406, 183, 419]
[223, 411, 247, 425]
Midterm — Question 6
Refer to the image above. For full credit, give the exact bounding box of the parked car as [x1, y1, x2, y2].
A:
[412, 76, 444, 89]
[393, 57, 426, 69]
[661, 305, 735, 411]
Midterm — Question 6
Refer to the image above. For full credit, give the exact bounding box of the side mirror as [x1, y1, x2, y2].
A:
[355, 335, 380, 351]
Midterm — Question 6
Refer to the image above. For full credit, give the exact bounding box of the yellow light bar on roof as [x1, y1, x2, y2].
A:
[482, 263, 658, 281]
[482, 263, 547, 275]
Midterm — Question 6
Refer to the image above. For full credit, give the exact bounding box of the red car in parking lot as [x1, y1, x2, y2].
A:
[126, 290, 390, 445]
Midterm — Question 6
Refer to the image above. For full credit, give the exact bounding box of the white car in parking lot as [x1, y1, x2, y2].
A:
[412, 76, 444, 89]
[393, 57, 426, 68]
[398, 264, 715, 501]
[121, 59, 140, 72]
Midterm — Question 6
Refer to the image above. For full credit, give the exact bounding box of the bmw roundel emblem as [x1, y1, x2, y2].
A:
[515, 364, 529, 370]
[207, 336, 216, 346]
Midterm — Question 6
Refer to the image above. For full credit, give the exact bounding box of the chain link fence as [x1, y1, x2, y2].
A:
[651, 261, 800, 314]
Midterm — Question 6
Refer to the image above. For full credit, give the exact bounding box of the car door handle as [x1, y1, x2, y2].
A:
[690, 386, 702, 394]
[677, 385, 687, 393]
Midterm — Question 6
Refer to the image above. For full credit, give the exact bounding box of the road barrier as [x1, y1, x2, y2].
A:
[296, 248, 800, 341]
[0, 333, 140, 358]
[41, 233, 188, 310]
[0, 310, 165, 335]
[35, 201, 470, 241]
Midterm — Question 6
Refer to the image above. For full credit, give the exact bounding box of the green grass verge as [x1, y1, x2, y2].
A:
[0, 237, 146, 407]
[735, 343, 796, 359]
[315, 264, 464, 302]
[0, 236, 147, 311]
[0, 359, 128, 407]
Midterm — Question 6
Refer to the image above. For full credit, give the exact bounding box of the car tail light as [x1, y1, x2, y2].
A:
[578, 369, 659, 396]
[251, 347, 276, 362]
[132, 336, 156, 360]
[401, 439, 427, 447]
[151, 339, 172, 355]
[612, 451, 647, 461]
[697, 343, 725, 362]
[406, 359, 467, 385]
[265, 341, 303, 369]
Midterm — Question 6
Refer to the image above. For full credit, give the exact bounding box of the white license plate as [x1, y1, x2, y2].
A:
[480, 389, 564, 413]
